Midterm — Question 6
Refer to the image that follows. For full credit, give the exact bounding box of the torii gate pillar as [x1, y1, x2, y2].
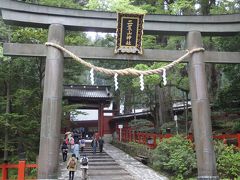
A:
[38, 24, 65, 179]
[187, 31, 218, 180]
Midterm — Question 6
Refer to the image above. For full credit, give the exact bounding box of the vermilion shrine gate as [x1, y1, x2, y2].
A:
[63, 85, 113, 137]
[0, 1, 239, 179]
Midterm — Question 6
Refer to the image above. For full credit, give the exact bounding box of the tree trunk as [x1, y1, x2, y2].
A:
[165, 85, 173, 122]
[154, 84, 172, 128]
[124, 88, 132, 114]
[200, 0, 219, 103]
[184, 91, 189, 135]
[199, 0, 216, 15]
[154, 85, 163, 128]
[113, 89, 120, 115]
[38, 57, 45, 89]
[206, 63, 220, 102]
[4, 80, 10, 162]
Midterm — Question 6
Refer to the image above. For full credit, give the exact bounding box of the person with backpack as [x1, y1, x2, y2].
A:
[79, 137, 86, 152]
[80, 154, 89, 180]
[67, 153, 77, 180]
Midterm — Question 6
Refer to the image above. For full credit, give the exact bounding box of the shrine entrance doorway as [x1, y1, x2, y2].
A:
[63, 85, 113, 139]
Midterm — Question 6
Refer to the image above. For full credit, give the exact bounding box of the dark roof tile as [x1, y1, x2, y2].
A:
[63, 85, 112, 99]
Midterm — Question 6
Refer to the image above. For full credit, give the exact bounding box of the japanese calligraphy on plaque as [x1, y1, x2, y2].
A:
[115, 13, 144, 54]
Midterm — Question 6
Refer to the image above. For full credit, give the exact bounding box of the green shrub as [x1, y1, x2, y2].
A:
[232, 120, 240, 133]
[214, 141, 240, 179]
[111, 140, 152, 157]
[152, 135, 197, 179]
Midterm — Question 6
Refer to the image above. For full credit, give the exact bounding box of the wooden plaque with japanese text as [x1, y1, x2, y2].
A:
[115, 13, 144, 54]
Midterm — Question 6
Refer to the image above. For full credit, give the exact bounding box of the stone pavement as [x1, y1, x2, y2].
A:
[104, 143, 168, 180]
[58, 142, 168, 180]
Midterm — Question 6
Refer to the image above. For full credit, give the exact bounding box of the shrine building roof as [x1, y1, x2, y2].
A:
[63, 85, 112, 99]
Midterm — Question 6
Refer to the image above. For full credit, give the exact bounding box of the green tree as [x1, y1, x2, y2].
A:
[210, 0, 240, 14]
[86, 0, 146, 13]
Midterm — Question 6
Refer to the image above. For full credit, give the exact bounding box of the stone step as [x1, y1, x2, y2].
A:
[85, 154, 108, 156]
[89, 159, 116, 162]
[89, 158, 112, 161]
[88, 157, 111, 160]
[89, 166, 122, 170]
[88, 168, 128, 175]
[82, 148, 105, 150]
[82, 149, 106, 152]
[89, 162, 119, 166]
[88, 175, 135, 180]
[81, 153, 108, 156]
[83, 151, 107, 153]
[87, 154, 110, 157]
[85, 157, 110, 159]
[80, 148, 105, 152]
[88, 169, 129, 176]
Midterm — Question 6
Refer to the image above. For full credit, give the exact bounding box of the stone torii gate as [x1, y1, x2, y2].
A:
[0, 1, 240, 179]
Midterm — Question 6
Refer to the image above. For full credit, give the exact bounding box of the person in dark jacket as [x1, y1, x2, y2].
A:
[73, 130, 79, 143]
[98, 137, 104, 153]
[61, 141, 68, 162]
[91, 137, 98, 154]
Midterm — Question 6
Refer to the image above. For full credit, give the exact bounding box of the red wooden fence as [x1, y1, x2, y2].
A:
[0, 160, 37, 180]
[117, 127, 240, 149]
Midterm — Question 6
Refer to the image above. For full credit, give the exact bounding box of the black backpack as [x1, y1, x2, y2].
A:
[81, 157, 88, 166]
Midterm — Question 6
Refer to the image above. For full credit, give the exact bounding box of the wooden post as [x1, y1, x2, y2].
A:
[133, 130, 135, 142]
[119, 127, 122, 142]
[2, 163, 7, 180]
[144, 134, 147, 145]
[99, 103, 104, 137]
[187, 31, 218, 180]
[128, 128, 130, 142]
[98, 106, 101, 137]
[18, 160, 26, 180]
[129, 128, 132, 142]
[153, 134, 157, 148]
[237, 133, 240, 148]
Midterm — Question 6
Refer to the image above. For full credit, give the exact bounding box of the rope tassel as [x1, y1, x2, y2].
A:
[90, 68, 94, 85]
[114, 73, 118, 91]
[163, 69, 167, 86]
[140, 74, 144, 91]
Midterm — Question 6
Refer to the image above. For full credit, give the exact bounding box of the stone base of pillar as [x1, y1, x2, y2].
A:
[198, 176, 219, 180]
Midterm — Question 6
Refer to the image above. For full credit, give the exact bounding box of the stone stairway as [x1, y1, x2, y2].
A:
[84, 143, 134, 180]
[58, 142, 168, 180]
[58, 142, 134, 180]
